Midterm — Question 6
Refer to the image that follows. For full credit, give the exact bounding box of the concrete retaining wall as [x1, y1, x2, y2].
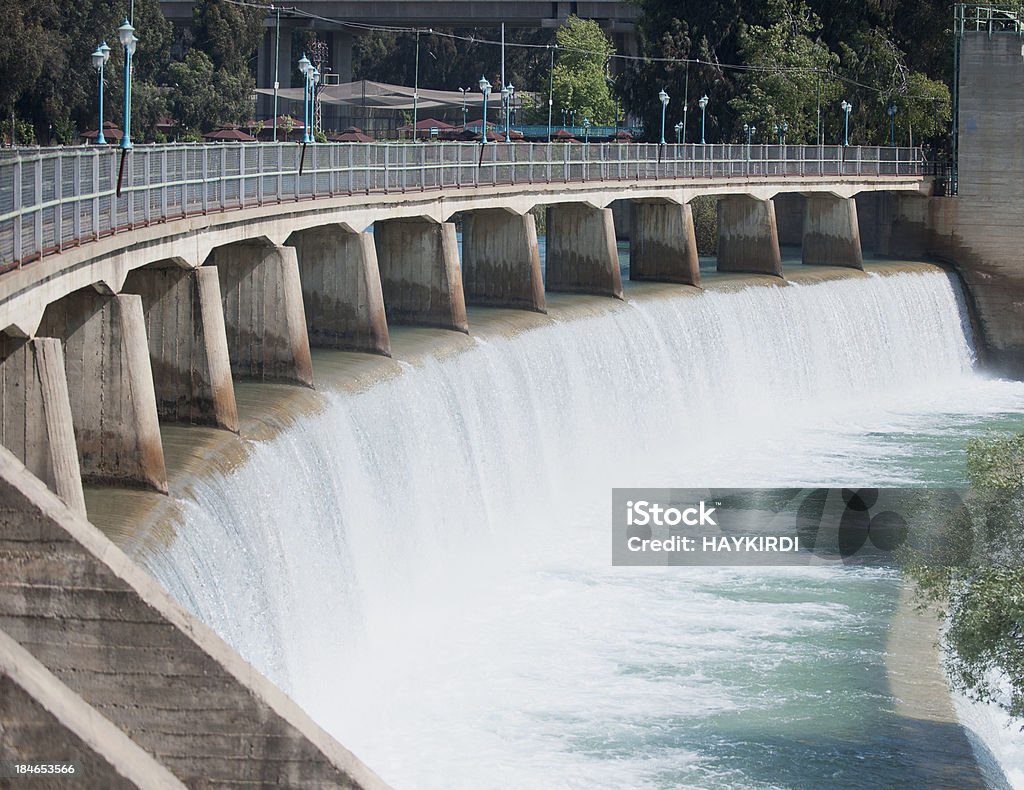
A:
[0, 628, 187, 789]
[0, 445, 386, 789]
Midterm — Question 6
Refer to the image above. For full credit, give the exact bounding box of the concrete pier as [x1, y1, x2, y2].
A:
[0, 336, 84, 514]
[717, 196, 783, 276]
[629, 201, 701, 286]
[546, 203, 624, 298]
[206, 243, 314, 386]
[37, 290, 167, 493]
[122, 264, 239, 432]
[290, 226, 391, 355]
[461, 209, 546, 312]
[374, 218, 469, 332]
[0, 446, 386, 789]
[802, 195, 864, 269]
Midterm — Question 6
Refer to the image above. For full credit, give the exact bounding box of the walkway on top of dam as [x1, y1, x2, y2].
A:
[0, 141, 928, 331]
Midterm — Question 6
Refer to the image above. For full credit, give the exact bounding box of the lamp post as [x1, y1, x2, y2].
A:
[744, 123, 756, 146]
[561, 108, 567, 128]
[298, 54, 311, 143]
[841, 100, 852, 146]
[500, 84, 512, 139]
[583, 117, 591, 144]
[887, 104, 897, 146]
[90, 42, 111, 145]
[781, 121, 788, 145]
[658, 88, 670, 145]
[479, 75, 492, 144]
[698, 94, 708, 144]
[117, 19, 136, 150]
[674, 121, 683, 144]
[459, 87, 469, 128]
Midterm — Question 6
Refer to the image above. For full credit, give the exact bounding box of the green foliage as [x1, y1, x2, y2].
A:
[166, 0, 263, 134]
[550, 17, 616, 125]
[902, 434, 1024, 722]
[728, 0, 840, 144]
[0, 116, 36, 145]
[0, 0, 170, 142]
[623, 0, 955, 147]
[689, 196, 718, 255]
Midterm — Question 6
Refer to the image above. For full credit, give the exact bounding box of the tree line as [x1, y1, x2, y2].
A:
[0, 0, 955, 147]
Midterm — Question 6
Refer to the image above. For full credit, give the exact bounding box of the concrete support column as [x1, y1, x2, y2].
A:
[37, 291, 167, 493]
[207, 243, 314, 386]
[122, 264, 239, 432]
[546, 203, 624, 298]
[332, 30, 354, 84]
[373, 219, 469, 332]
[802, 194, 864, 269]
[461, 209, 546, 313]
[717, 196, 784, 276]
[0, 336, 85, 515]
[629, 201, 701, 286]
[290, 226, 390, 355]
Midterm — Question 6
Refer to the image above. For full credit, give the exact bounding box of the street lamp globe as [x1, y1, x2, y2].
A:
[298, 54, 311, 75]
[127, 35, 138, 56]
[698, 95, 708, 110]
[479, 76, 491, 96]
[659, 89, 670, 107]
[118, 19, 135, 47]
[91, 47, 105, 71]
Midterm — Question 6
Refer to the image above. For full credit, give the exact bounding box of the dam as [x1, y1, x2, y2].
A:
[2, 12, 1024, 788]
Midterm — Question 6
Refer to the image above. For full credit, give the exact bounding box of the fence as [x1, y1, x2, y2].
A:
[0, 141, 925, 271]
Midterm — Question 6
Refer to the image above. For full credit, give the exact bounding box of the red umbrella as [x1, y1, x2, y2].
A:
[397, 117, 455, 132]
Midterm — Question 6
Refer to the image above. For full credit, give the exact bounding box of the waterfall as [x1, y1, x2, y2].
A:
[140, 269, 1024, 789]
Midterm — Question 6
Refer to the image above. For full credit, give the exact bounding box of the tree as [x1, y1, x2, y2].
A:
[902, 434, 1024, 721]
[728, 0, 840, 144]
[550, 17, 616, 125]
[167, 0, 265, 133]
[0, 0, 170, 142]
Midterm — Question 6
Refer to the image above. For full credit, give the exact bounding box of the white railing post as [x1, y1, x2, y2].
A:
[33, 158, 43, 257]
[53, 155, 63, 251]
[72, 151, 82, 242]
[12, 157, 22, 263]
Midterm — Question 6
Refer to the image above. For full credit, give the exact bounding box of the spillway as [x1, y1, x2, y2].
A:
[132, 266, 1024, 789]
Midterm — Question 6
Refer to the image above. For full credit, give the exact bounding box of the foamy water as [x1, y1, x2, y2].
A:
[140, 269, 1024, 788]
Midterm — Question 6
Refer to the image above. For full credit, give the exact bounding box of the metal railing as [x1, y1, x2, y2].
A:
[0, 142, 925, 271]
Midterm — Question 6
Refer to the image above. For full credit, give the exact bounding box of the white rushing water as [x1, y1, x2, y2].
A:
[142, 270, 1024, 788]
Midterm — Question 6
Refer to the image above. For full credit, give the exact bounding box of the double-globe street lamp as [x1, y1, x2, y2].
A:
[841, 100, 853, 146]
[698, 94, 709, 144]
[887, 104, 897, 146]
[117, 19, 137, 150]
[583, 117, 591, 145]
[674, 121, 683, 144]
[90, 41, 112, 145]
[479, 76, 492, 144]
[744, 122, 756, 146]
[501, 83, 514, 139]
[658, 88, 670, 145]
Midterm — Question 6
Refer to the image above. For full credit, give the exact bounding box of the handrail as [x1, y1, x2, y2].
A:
[0, 141, 926, 272]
